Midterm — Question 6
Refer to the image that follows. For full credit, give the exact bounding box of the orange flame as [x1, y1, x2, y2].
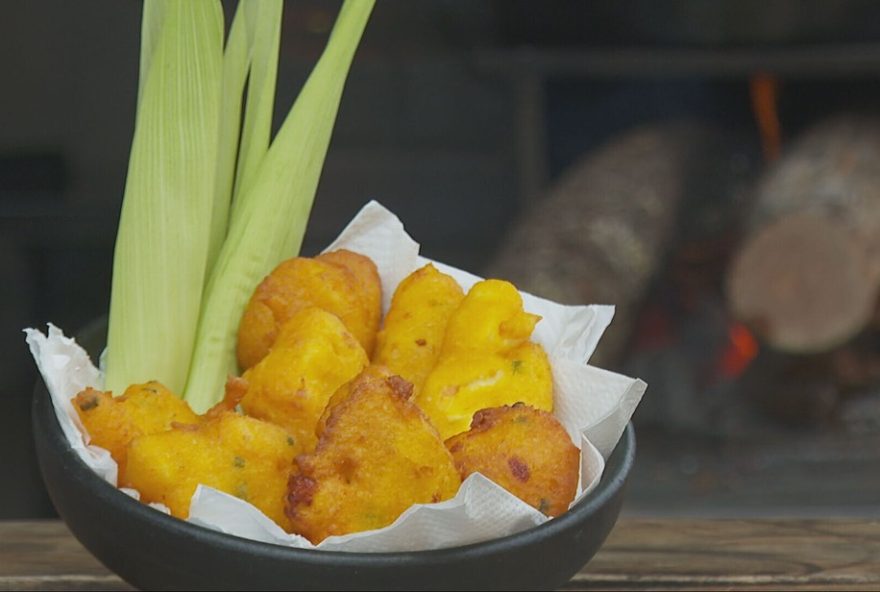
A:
[718, 322, 759, 379]
[750, 73, 782, 163]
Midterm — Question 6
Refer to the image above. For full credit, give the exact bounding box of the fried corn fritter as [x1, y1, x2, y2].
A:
[373, 264, 464, 395]
[318, 249, 382, 320]
[286, 369, 461, 543]
[314, 364, 392, 440]
[72, 381, 199, 476]
[441, 279, 540, 354]
[238, 307, 369, 454]
[417, 343, 553, 440]
[445, 404, 579, 517]
[236, 249, 381, 369]
[417, 279, 554, 439]
[123, 411, 298, 528]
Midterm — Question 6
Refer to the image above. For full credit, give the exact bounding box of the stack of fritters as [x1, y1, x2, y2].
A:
[73, 251, 581, 544]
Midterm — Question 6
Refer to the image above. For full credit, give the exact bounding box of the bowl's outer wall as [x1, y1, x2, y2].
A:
[32, 322, 635, 591]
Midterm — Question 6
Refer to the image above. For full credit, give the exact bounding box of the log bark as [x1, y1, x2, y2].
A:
[487, 122, 750, 367]
[727, 115, 880, 353]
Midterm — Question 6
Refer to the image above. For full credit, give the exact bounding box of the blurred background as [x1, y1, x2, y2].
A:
[4, 0, 880, 518]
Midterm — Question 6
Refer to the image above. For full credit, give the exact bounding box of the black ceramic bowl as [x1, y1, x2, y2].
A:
[32, 322, 635, 591]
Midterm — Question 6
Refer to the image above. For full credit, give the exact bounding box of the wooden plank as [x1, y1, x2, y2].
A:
[0, 519, 878, 591]
[0, 576, 130, 592]
[567, 518, 880, 591]
[0, 521, 130, 591]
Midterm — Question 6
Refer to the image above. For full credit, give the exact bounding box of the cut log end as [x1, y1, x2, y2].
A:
[727, 213, 877, 353]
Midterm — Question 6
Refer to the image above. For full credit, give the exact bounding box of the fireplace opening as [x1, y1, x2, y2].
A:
[487, 30, 880, 515]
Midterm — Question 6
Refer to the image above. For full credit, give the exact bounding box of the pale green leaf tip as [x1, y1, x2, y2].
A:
[182, 0, 375, 412]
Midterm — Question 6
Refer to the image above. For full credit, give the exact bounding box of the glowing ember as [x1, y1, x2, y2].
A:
[750, 72, 782, 163]
[718, 322, 759, 379]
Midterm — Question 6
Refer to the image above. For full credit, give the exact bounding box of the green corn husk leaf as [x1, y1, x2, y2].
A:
[184, 0, 375, 411]
[208, 0, 283, 273]
[206, 2, 249, 279]
[207, 0, 248, 274]
[136, 0, 167, 109]
[230, 0, 283, 213]
[105, 0, 224, 395]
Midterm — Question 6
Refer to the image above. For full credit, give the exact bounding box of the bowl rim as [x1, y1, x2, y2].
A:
[35, 369, 635, 566]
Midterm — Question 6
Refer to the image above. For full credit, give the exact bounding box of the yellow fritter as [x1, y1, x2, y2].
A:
[441, 279, 541, 354]
[237, 249, 381, 369]
[238, 307, 369, 453]
[314, 364, 392, 440]
[445, 404, 579, 517]
[123, 411, 298, 529]
[416, 279, 553, 439]
[373, 264, 464, 394]
[319, 249, 382, 323]
[72, 381, 199, 476]
[417, 342, 552, 440]
[286, 369, 461, 544]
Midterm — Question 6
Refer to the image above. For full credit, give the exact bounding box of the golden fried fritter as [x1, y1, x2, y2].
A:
[416, 279, 553, 439]
[286, 369, 461, 543]
[445, 404, 578, 517]
[314, 364, 393, 440]
[417, 342, 552, 440]
[441, 279, 541, 354]
[123, 411, 298, 528]
[204, 376, 250, 419]
[72, 381, 199, 476]
[373, 264, 464, 395]
[237, 249, 381, 369]
[318, 250, 382, 322]
[238, 307, 369, 454]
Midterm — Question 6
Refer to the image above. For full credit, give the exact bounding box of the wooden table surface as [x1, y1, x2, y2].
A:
[1, 518, 878, 591]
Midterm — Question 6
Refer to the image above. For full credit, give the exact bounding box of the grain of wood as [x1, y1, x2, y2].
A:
[569, 518, 880, 591]
[488, 122, 749, 367]
[490, 123, 695, 367]
[0, 521, 131, 590]
[728, 116, 880, 353]
[0, 519, 877, 591]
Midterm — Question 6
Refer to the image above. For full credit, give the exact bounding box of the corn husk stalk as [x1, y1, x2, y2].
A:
[230, 0, 283, 215]
[208, 0, 282, 273]
[105, 0, 224, 395]
[184, 0, 375, 411]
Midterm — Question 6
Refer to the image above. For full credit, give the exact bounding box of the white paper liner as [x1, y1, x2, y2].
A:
[25, 200, 647, 553]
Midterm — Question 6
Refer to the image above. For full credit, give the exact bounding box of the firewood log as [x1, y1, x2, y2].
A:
[727, 115, 880, 354]
[487, 122, 750, 367]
